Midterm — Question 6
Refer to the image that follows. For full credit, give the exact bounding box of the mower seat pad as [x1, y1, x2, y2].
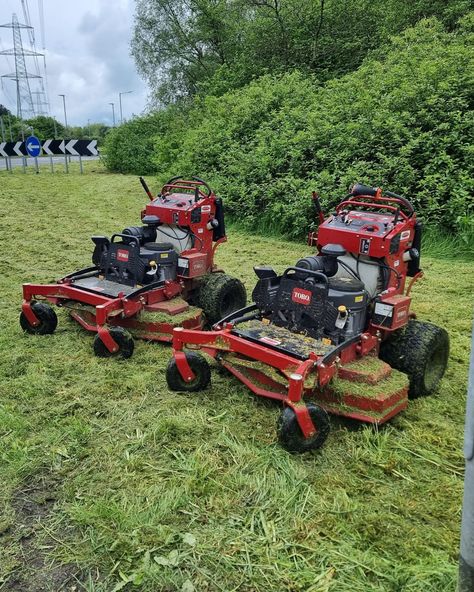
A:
[232, 319, 335, 361]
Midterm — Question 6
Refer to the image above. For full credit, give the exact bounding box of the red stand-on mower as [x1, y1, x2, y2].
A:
[20, 176, 246, 358]
[165, 183, 449, 452]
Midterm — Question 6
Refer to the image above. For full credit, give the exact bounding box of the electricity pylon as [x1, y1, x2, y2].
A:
[0, 13, 43, 119]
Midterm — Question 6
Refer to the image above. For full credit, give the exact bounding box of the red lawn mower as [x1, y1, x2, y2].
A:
[20, 176, 246, 358]
[166, 183, 449, 452]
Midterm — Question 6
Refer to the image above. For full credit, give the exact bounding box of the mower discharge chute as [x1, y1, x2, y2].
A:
[20, 176, 246, 358]
[166, 183, 449, 452]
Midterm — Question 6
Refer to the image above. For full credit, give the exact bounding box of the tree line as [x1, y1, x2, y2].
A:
[104, 3, 473, 242]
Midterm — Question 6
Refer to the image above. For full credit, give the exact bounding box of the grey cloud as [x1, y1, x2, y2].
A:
[0, 0, 148, 125]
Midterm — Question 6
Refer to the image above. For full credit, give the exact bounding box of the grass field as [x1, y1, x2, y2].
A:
[0, 164, 473, 591]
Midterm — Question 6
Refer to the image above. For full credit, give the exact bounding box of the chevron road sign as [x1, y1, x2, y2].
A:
[0, 141, 27, 156]
[65, 139, 98, 156]
[42, 139, 65, 155]
[42, 139, 98, 156]
[0, 139, 99, 158]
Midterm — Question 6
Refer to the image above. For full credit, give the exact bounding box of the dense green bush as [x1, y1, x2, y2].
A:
[103, 111, 175, 175]
[106, 15, 473, 238]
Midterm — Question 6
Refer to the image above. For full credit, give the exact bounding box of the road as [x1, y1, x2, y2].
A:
[0, 155, 100, 170]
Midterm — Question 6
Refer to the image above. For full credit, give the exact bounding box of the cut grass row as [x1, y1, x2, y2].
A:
[0, 164, 472, 591]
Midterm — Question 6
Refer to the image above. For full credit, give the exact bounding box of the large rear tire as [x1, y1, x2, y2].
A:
[277, 403, 330, 453]
[166, 352, 211, 392]
[379, 320, 449, 398]
[197, 273, 247, 325]
[20, 302, 58, 335]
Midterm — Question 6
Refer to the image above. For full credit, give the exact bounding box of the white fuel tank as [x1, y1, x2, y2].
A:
[154, 224, 193, 253]
[334, 255, 384, 298]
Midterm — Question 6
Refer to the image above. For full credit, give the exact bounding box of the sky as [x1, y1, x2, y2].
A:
[0, 0, 148, 126]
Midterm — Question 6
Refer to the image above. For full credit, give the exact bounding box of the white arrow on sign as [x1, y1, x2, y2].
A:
[65, 139, 79, 155]
[42, 139, 53, 155]
[59, 140, 65, 154]
[0, 142, 7, 158]
[13, 141, 23, 156]
[86, 140, 98, 156]
[27, 141, 40, 152]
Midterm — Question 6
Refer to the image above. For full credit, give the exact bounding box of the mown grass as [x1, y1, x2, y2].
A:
[0, 164, 472, 591]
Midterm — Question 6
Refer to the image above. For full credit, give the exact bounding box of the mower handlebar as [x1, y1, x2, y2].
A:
[347, 183, 414, 216]
[162, 175, 214, 199]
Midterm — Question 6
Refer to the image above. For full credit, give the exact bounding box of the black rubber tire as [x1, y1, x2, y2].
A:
[379, 319, 449, 398]
[166, 352, 211, 392]
[93, 327, 135, 359]
[277, 403, 331, 453]
[20, 302, 58, 335]
[197, 273, 247, 325]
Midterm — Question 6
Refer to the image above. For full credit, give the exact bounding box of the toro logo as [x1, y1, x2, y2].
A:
[117, 249, 129, 262]
[291, 287, 312, 305]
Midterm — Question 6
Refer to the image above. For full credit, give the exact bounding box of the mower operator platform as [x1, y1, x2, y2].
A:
[71, 276, 142, 298]
[232, 320, 334, 360]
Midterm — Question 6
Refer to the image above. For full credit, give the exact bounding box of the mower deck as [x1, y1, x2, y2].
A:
[319, 357, 409, 424]
[66, 300, 203, 342]
[227, 322, 408, 424]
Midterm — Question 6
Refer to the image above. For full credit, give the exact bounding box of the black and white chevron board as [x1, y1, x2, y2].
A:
[0, 139, 98, 157]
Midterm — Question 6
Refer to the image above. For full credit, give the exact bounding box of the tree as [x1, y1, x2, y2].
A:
[24, 115, 64, 140]
[132, 0, 470, 103]
[0, 104, 12, 117]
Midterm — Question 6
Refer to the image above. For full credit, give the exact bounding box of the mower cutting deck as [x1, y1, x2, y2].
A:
[20, 176, 246, 358]
[166, 183, 449, 452]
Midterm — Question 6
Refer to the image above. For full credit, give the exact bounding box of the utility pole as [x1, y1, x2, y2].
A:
[109, 102, 116, 127]
[58, 94, 68, 172]
[118, 90, 133, 124]
[459, 326, 474, 591]
[0, 116, 9, 171]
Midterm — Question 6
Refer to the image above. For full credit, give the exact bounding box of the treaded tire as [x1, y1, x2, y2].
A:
[197, 273, 247, 325]
[166, 352, 211, 392]
[20, 302, 58, 335]
[93, 327, 135, 359]
[277, 403, 330, 453]
[379, 319, 449, 398]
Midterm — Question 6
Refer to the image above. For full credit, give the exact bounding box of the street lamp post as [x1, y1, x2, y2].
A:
[109, 102, 116, 127]
[58, 94, 69, 172]
[118, 90, 133, 124]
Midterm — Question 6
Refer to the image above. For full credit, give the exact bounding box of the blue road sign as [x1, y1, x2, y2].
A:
[26, 135, 41, 157]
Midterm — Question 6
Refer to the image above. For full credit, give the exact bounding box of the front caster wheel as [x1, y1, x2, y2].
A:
[278, 403, 330, 453]
[93, 327, 135, 359]
[20, 302, 58, 335]
[166, 352, 211, 392]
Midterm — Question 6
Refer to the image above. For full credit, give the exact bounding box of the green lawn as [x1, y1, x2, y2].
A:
[0, 164, 472, 591]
